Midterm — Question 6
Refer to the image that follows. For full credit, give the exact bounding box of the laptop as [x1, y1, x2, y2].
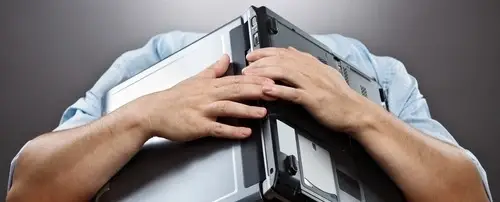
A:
[96, 6, 405, 202]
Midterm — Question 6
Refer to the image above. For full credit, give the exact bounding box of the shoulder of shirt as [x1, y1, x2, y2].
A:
[151, 31, 409, 88]
[150, 31, 206, 59]
[314, 34, 408, 89]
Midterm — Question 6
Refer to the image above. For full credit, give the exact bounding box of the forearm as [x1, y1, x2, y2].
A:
[351, 104, 488, 202]
[7, 105, 150, 202]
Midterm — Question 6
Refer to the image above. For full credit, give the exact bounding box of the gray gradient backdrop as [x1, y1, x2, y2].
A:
[1, 0, 499, 200]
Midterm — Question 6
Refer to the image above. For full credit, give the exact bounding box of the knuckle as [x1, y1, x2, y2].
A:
[231, 76, 241, 84]
[243, 106, 254, 116]
[231, 84, 244, 95]
[277, 50, 287, 59]
[209, 123, 223, 136]
[204, 124, 213, 136]
[217, 101, 229, 113]
[279, 66, 287, 74]
[290, 90, 302, 103]
[243, 75, 257, 84]
[251, 75, 262, 82]
[316, 93, 329, 104]
[208, 79, 220, 88]
[292, 92, 301, 102]
[274, 48, 282, 56]
[255, 76, 268, 84]
[279, 67, 289, 78]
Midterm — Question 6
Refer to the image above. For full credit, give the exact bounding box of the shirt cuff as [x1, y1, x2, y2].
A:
[462, 148, 493, 201]
[7, 141, 31, 192]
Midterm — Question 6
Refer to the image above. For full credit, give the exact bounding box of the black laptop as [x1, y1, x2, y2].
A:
[96, 6, 405, 202]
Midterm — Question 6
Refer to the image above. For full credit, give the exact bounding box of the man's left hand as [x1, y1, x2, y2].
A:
[244, 47, 491, 202]
[243, 47, 380, 134]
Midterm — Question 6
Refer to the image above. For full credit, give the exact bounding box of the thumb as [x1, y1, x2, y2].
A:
[197, 54, 230, 78]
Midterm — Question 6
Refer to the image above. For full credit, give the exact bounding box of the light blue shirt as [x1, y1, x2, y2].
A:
[8, 31, 492, 200]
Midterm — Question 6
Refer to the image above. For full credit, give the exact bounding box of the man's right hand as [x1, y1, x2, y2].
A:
[126, 54, 275, 142]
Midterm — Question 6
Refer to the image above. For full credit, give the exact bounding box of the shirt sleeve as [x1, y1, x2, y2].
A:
[7, 31, 204, 192]
[56, 31, 193, 131]
[382, 57, 493, 201]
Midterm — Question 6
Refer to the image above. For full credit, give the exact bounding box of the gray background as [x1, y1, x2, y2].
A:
[1, 0, 498, 200]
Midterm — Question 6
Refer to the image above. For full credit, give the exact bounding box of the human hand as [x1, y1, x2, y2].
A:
[129, 54, 275, 142]
[243, 47, 379, 133]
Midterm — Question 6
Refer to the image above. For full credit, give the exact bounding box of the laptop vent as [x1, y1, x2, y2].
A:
[360, 85, 368, 97]
[340, 65, 349, 84]
[317, 57, 328, 65]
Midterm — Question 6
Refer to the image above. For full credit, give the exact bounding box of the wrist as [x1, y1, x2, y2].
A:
[345, 96, 389, 139]
[114, 100, 154, 142]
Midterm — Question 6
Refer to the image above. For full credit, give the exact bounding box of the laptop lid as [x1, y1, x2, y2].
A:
[97, 14, 263, 202]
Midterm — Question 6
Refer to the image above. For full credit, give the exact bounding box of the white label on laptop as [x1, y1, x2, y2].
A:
[276, 120, 299, 157]
[298, 134, 337, 195]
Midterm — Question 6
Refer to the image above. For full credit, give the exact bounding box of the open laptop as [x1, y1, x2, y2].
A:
[96, 6, 404, 202]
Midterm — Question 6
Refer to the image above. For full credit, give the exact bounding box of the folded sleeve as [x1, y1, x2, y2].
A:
[7, 31, 203, 192]
[383, 58, 492, 201]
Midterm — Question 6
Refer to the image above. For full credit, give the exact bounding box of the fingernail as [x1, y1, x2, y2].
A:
[242, 68, 253, 74]
[241, 128, 252, 136]
[258, 108, 267, 116]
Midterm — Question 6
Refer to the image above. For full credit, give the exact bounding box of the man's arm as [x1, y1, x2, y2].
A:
[340, 37, 491, 201]
[6, 31, 202, 201]
[7, 51, 273, 202]
[6, 106, 149, 202]
[350, 59, 491, 202]
[244, 45, 491, 202]
[346, 54, 488, 201]
[353, 99, 489, 202]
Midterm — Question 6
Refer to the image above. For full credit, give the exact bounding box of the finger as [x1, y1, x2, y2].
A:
[214, 83, 268, 101]
[287, 46, 306, 54]
[214, 75, 274, 87]
[214, 76, 277, 100]
[288, 46, 299, 52]
[243, 56, 281, 71]
[242, 65, 306, 88]
[197, 54, 230, 78]
[214, 76, 278, 101]
[246, 47, 289, 62]
[206, 100, 267, 118]
[287, 46, 317, 59]
[212, 54, 231, 77]
[262, 94, 278, 101]
[262, 84, 310, 105]
[204, 121, 252, 139]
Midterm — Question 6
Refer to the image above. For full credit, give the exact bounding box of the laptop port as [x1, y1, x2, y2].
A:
[251, 16, 257, 29]
[253, 32, 260, 46]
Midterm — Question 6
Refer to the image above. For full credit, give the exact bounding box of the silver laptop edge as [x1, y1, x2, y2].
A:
[245, 8, 278, 200]
[100, 10, 264, 202]
[104, 16, 246, 114]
